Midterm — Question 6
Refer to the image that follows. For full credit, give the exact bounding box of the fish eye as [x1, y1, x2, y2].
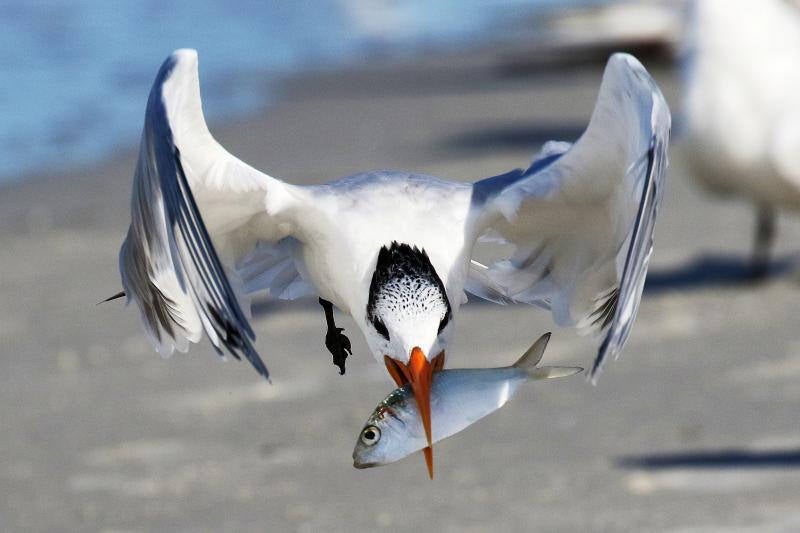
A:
[360, 426, 381, 446]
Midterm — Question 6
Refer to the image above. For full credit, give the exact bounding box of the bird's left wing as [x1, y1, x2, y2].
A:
[119, 49, 302, 380]
[469, 53, 670, 381]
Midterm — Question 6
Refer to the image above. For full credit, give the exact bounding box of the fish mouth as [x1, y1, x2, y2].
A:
[353, 460, 379, 469]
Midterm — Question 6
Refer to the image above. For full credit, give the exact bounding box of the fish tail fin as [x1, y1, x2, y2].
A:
[527, 366, 583, 381]
[513, 332, 583, 381]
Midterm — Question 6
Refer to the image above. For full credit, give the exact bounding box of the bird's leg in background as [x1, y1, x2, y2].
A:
[318, 297, 352, 375]
[751, 205, 776, 279]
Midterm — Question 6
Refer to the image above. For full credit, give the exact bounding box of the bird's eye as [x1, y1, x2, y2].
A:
[372, 317, 389, 340]
[437, 313, 450, 335]
[360, 426, 381, 446]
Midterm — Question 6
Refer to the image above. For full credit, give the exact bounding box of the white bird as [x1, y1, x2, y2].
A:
[113, 49, 670, 477]
[683, 0, 800, 276]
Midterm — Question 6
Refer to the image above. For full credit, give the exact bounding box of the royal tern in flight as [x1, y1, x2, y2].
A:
[683, 0, 800, 277]
[112, 49, 669, 477]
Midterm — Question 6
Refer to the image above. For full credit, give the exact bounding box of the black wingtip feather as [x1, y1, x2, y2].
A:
[589, 136, 662, 383]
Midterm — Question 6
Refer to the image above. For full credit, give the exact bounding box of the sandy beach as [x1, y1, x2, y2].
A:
[4, 43, 800, 532]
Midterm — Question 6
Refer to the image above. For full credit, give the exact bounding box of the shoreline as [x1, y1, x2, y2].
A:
[0, 42, 612, 234]
[1, 27, 676, 193]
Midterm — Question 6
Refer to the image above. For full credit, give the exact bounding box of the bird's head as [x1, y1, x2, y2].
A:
[363, 242, 453, 478]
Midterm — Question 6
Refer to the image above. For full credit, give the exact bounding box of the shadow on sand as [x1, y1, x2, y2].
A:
[617, 448, 800, 470]
[644, 253, 800, 295]
[494, 42, 673, 79]
[441, 123, 585, 155]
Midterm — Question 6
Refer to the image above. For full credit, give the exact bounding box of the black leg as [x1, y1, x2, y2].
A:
[750, 205, 776, 280]
[318, 297, 352, 375]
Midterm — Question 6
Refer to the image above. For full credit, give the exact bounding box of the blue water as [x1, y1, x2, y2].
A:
[0, 0, 601, 182]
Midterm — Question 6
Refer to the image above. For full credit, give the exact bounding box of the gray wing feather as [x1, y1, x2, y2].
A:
[468, 54, 671, 383]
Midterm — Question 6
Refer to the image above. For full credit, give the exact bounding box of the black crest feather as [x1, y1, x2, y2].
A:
[366, 242, 451, 330]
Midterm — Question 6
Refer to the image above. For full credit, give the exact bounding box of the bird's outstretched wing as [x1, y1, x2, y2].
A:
[119, 49, 304, 380]
[469, 53, 670, 382]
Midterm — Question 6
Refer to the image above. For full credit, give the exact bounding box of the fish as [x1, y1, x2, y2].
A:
[352, 332, 581, 472]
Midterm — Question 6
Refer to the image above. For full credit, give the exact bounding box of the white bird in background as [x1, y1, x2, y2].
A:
[683, 0, 800, 277]
[110, 49, 669, 478]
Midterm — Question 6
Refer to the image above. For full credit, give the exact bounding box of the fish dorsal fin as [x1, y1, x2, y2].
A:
[513, 332, 551, 369]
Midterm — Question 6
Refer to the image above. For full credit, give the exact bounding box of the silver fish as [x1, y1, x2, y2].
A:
[353, 332, 581, 472]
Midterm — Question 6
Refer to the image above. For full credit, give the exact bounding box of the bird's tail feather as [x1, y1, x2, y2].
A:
[97, 290, 126, 305]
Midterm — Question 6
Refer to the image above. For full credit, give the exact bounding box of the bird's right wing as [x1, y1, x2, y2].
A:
[469, 54, 670, 382]
[119, 49, 305, 380]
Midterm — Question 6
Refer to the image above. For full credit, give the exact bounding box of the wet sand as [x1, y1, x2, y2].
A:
[3, 46, 800, 532]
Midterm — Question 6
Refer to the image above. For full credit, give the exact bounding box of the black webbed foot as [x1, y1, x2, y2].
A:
[319, 297, 352, 375]
[325, 327, 352, 375]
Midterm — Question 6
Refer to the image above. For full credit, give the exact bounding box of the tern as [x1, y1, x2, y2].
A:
[112, 49, 669, 478]
[683, 0, 800, 277]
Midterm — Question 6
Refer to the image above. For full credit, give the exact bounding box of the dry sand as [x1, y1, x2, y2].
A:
[3, 46, 800, 532]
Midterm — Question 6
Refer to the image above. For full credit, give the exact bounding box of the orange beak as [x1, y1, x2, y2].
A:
[384, 349, 445, 479]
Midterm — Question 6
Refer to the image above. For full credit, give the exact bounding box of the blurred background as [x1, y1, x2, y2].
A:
[3, 0, 800, 531]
